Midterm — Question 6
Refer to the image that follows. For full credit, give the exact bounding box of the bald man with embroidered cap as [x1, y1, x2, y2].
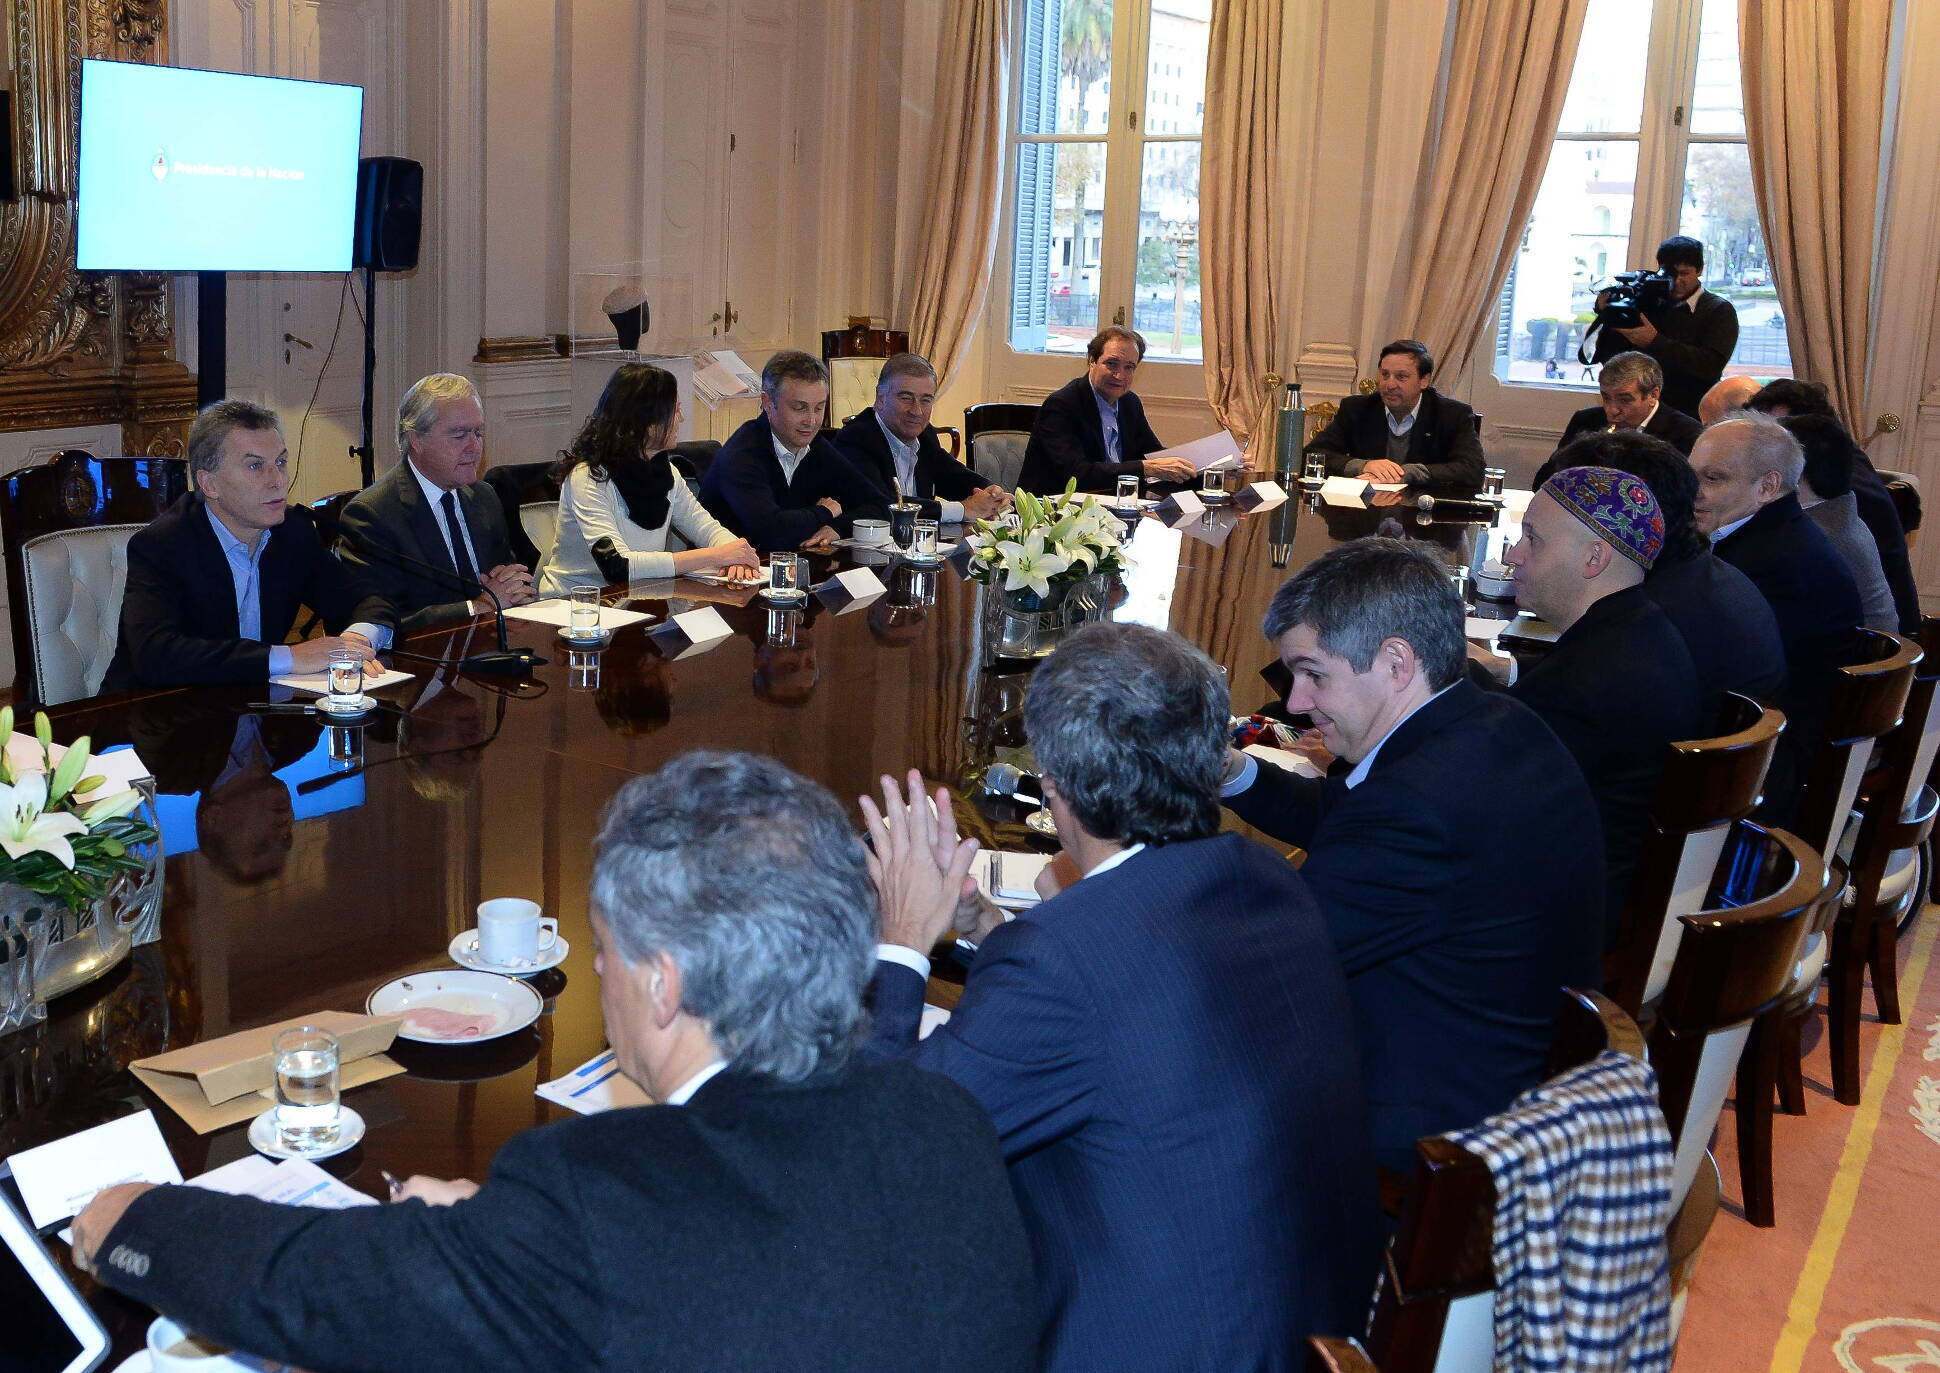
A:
[1502, 467, 1705, 941]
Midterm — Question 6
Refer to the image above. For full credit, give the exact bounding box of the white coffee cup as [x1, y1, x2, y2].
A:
[476, 897, 558, 966]
[148, 1316, 236, 1371]
[852, 518, 890, 547]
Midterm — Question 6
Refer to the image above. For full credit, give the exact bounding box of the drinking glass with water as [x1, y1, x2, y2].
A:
[569, 584, 603, 639]
[768, 552, 804, 600]
[273, 1025, 341, 1152]
[325, 650, 363, 708]
[911, 519, 940, 561]
[1115, 474, 1140, 510]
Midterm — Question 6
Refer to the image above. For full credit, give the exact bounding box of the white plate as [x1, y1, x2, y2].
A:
[556, 626, 613, 647]
[447, 928, 570, 976]
[367, 969, 544, 1044]
[247, 1105, 365, 1162]
[315, 693, 375, 716]
[758, 586, 807, 603]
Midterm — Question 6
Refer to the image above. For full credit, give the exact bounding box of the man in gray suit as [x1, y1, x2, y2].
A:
[338, 373, 538, 630]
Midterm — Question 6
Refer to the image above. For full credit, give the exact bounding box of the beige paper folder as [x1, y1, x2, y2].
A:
[130, 1010, 405, 1133]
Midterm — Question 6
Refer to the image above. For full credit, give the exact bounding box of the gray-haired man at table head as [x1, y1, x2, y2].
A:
[863, 621, 1379, 1370]
[73, 751, 1038, 1373]
[337, 372, 537, 631]
[1220, 538, 1603, 1169]
[101, 399, 392, 692]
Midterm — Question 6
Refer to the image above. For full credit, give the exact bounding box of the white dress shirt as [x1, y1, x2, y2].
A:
[663, 1058, 729, 1106]
[1221, 684, 1458, 797]
[771, 431, 811, 485]
[874, 411, 965, 523]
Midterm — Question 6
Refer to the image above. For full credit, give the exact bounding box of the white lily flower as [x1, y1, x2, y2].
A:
[997, 535, 1071, 599]
[80, 788, 142, 825]
[0, 770, 87, 869]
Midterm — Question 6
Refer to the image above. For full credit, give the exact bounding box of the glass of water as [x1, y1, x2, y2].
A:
[325, 725, 362, 772]
[1115, 474, 1140, 510]
[1481, 467, 1507, 501]
[325, 650, 363, 709]
[273, 1025, 341, 1152]
[768, 552, 804, 600]
[569, 585, 602, 639]
[1302, 454, 1327, 487]
[911, 519, 940, 561]
[1200, 468, 1229, 502]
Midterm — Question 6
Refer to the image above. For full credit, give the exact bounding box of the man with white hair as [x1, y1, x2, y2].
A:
[339, 372, 538, 630]
[1691, 411, 1863, 775]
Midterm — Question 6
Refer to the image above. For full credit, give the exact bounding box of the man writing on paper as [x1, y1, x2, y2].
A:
[102, 400, 393, 693]
[831, 353, 1010, 523]
[337, 373, 538, 631]
[1016, 327, 1198, 494]
[73, 751, 1037, 1373]
[1304, 340, 1485, 488]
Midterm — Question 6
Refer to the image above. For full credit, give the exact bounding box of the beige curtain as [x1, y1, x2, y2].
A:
[1383, 0, 1590, 382]
[1199, 0, 1287, 437]
[1741, 0, 1894, 429]
[903, 0, 1009, 394]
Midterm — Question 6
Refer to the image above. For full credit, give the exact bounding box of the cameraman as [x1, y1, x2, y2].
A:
[1590, 235, 1739, 421]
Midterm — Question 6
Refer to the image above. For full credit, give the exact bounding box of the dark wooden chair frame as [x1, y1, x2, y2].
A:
[962, 403, 1041, 485]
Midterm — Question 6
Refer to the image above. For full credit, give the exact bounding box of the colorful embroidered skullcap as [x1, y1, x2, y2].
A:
[1539, 465, 1665, 569]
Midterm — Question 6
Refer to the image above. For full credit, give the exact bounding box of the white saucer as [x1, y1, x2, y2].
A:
[248, 1105, 365, 1162]
[448, 928, 570, 975]
[759, 586, 808, 603]
[368, 968, 545, 1044]
[557, 626, 613, 647]
[315, 693, 376, 717]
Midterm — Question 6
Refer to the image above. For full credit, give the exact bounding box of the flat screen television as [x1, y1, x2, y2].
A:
[75, 59, 364, 272]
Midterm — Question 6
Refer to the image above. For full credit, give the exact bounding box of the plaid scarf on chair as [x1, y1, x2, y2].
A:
[1445, 1049, 1675, 1371]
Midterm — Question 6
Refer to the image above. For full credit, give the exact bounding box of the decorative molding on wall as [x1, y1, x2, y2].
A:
[1294, 341, 1360, 403]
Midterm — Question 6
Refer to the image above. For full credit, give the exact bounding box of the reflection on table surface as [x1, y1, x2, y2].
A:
[0, 488, 1525, 1351]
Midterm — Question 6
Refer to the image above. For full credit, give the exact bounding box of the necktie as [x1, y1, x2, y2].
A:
[441, 490, 477, 586]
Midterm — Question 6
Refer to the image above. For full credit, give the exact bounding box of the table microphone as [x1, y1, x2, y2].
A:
[351, 541, 546, 675]
[1412, 493, 1500, 521]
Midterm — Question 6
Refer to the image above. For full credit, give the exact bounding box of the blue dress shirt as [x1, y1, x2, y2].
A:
[205, 505, 388, 677]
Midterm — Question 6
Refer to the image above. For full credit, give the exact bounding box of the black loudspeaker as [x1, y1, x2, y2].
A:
[353, 156, 423, 271]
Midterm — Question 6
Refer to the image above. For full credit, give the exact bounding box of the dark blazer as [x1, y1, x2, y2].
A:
[1305, 389, 1486, 487]
[1017, 375, 1164, 494]
[697, 416, 892, 552]
[1591, 290, 1740, 419]
[1644, 548, 1788, 722]
[829, 409, 986, 520]
[1847, 450, 1921, 634]
[1510, 586, 1705, 939]
[101, 495, 393, 694]
[95, 1063, 1037, 1373]
[1224, 680, 1605, 1167]
[865, 834, 1380, 1372]
[1549, 401, 1704, 463]
[337, 461, 522, 631]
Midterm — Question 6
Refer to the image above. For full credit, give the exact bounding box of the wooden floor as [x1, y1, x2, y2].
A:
[1674, 906, 1940, 1370]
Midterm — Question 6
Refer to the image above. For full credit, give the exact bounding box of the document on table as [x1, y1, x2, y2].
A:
[536, 1050, 653, 1115]
[692, 350, 759, 407]
[271, 666, 416, 695]
[683, 565, 770, 586]
[1464, 616, 1507, 642]
[189, 1155, 377, 1209]
[503, 599, 653, 630]
[975, 851, 1054, 909]
[1147, 430, 1243, 473]
[7, 1109, 184, 1230]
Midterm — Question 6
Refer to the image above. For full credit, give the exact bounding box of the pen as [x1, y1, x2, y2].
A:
[381, 1169, 402, 1201]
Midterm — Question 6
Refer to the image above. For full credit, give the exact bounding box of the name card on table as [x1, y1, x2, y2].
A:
[1152, 489, 1205, 519]
[130, 1010, 403, 1133]
[815, 566, 885, 614]
[647, 606, 734, 660]
[7, 1110, 184, 1229]
[1235, 481, 1287, 513]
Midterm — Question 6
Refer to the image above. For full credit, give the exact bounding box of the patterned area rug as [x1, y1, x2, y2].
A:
[1675, 906, 1940, 1371]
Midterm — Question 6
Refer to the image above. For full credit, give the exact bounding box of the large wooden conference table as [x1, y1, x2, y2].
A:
[0, 485, 1516, 1352]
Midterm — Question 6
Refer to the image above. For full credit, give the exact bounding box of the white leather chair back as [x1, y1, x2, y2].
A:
[1667, 1022, 1752, 1208]
[828, 359, 877, 431]
[1429, 1291, 1493, 1373]
[20, 524, 140, 705]
[520, 501, 561, 573]
[1642, 825, 1734, 1006]
[970, 432, 1031, 492]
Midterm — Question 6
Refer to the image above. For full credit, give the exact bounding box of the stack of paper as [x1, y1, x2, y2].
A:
[1147, 430, 1243, 473]
[503, 600, 653, 631]
[537, 1050, 653, 1115]
[271, 665, 415, 696]
[692, 350, 759, 408]
[190, 1154, 376, 1209]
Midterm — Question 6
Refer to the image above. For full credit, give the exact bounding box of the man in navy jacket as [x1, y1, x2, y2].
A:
[829, 352, 1011, 523]
[1015, 327, 1198, 493]
[1222, 539, 1605, 1169]
[697, 350, 891, 553]
[864, 622, 1379, 1372]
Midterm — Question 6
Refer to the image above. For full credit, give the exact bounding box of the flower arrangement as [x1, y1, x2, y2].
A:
[963, 479, 1127, 601]
[0, 708, 156, 914]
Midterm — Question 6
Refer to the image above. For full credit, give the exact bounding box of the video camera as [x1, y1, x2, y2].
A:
[1598, 268, 1674, 328]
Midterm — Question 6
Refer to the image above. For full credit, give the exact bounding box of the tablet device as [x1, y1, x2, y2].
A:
[0, 1186, 110, 1372]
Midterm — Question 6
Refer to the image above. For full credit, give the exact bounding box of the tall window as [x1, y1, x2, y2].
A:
[1007, 0, 1210, 362]
[1492, 0, 1790, 388]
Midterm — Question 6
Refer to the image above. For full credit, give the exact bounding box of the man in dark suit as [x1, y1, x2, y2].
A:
[1305, 339, 1485, 486]
[1694, 412, 1864, 802]
[74, 752, 1037, 1373]
[698, 350, 892, 553]
[101, 400, 394, 693]
[1549, 350, 1703, 461]
[864, 622, 1379, 1372]
[830, 352, 1011, 523]
[1016, 326, 1198, 493]
[1500, 468, 1704, 939]
[337, 373, 537, 630]
[1221, 539, 1604, 1169]
[1542, 429, 1787, 723]
[1591, 234, 1739, 419]
[1748, 377, 1921, 634]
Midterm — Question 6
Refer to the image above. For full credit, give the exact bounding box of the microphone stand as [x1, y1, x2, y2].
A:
[352, 538, 547, 675]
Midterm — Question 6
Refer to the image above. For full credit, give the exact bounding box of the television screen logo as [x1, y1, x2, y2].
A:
[151, 149, 169, 182]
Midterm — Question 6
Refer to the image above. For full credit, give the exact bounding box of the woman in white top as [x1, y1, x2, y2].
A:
[540, 363, 762, 594]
